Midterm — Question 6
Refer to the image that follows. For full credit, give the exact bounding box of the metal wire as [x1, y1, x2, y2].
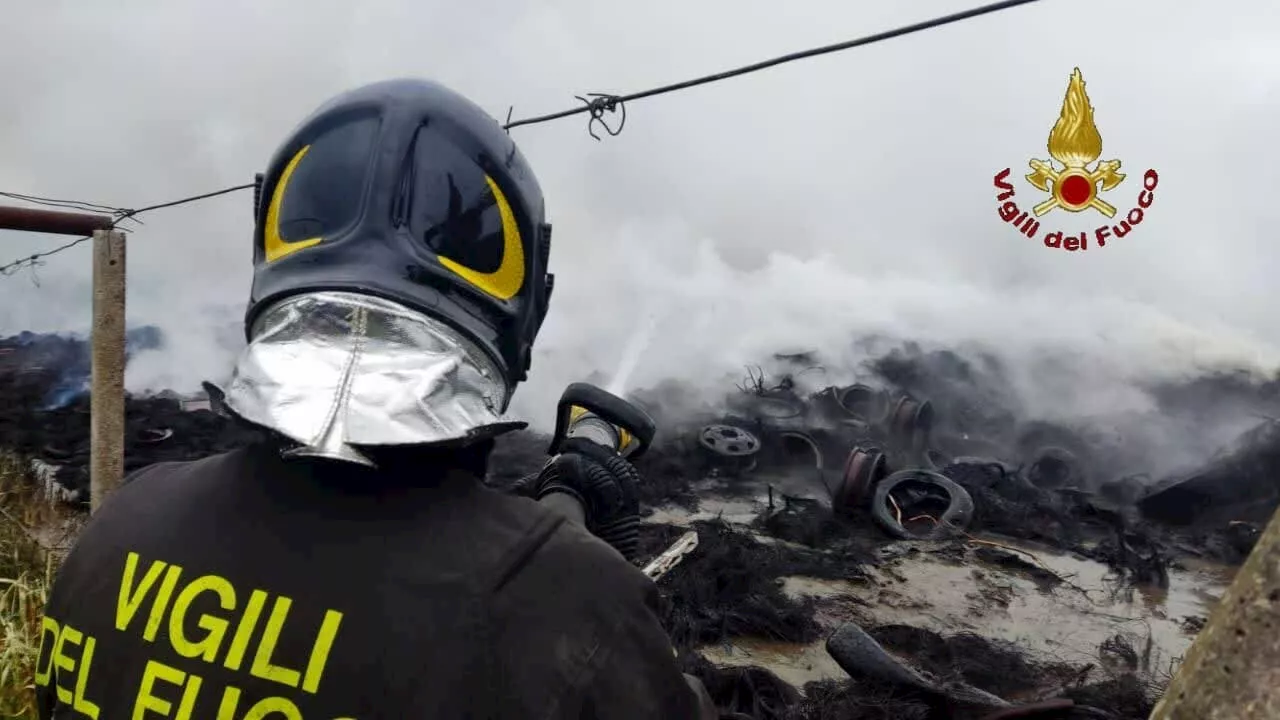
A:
[0, 192, 122, 214]
[0, 183, 254, 276]
[0, 0, 1048, 272]
[502, 0, 1047, 138]
[0, 234, 92, 277]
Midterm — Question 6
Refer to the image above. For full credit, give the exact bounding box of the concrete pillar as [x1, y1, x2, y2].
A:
[90, 229, 126, 513]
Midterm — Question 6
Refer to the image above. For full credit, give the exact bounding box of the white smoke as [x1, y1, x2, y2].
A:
[0, 0, 1277, 474]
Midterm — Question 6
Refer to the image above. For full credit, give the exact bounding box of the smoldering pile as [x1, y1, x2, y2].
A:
[0, 329, 262, 502]
[631, 518, 1167, 720]
[532, 346, 1276, 719]
[607, 346, 1273, 570]
[3, 331, 1279, 719]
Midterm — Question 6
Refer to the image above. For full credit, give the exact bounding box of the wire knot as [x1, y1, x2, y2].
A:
[574, 93, 626, 141]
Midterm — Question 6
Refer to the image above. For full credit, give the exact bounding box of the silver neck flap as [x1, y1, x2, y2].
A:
[218, 291, 523, 466]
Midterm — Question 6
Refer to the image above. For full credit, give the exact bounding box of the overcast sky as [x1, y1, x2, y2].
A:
[0, 0, 1277, 437]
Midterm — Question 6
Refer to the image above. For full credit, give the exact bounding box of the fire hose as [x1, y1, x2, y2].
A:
[532, 382, 712, 716]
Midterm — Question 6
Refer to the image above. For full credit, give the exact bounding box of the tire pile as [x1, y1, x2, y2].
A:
[3, 331, 1267, 719]
[687, 380, 1091, 546]
[0, 331, 261, 503]
[674, 371, 1265, 573]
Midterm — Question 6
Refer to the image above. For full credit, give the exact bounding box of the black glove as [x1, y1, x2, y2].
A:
[531, 437, 642, 562]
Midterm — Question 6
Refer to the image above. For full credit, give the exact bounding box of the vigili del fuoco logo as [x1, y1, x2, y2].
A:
[993, 68, 1159, 251]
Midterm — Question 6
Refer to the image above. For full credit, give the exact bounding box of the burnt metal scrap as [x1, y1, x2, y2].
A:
[825, 622, 1012, 711]
[1138, 418, 1280, 526]
[691, 375, 974, 543]
[1, 327, 1268, 571]
[697, 423, 762, 474]
[871, 469, 975, 542]
[833, 445, 888, 510]
[667, 357, 1278, 576]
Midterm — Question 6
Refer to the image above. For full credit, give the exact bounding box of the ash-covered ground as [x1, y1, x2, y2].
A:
[3, 330, 1278, 720]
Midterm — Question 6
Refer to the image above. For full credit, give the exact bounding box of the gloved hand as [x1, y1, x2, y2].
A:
[529, 436, 642, 562]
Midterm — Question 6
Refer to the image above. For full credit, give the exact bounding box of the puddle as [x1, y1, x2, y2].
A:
[699, 638, 848, 689]
[652, 491, 1231, 684]
[785, 544, 1228, 668]
[645, 496, 762, 526]
[644, 476, 828, 528]
[644, 482, 769, 527]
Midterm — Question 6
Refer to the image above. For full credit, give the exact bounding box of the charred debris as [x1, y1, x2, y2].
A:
[3, 331, 1279, 719]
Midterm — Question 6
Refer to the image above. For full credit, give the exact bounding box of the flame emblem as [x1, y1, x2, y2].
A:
[1025, 68, 1125, 217]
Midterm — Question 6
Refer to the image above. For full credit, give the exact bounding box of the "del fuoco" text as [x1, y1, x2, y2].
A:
[992, 167, 1159, 251]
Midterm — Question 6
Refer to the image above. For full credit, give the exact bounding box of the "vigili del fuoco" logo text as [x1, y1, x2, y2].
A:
[993, 68, 1159, 252]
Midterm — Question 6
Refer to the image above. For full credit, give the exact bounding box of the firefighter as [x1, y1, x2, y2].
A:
[36, 78, 716, 719]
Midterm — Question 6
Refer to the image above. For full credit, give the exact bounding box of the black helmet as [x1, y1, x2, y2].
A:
[247, 79, 554, 391]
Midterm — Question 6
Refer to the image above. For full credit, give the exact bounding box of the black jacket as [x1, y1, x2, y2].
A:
[35, 443, 713, 719]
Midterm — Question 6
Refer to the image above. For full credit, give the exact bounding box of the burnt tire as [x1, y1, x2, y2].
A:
[872, 469, 975, 541]
[832, 446, 889, 513]
[1021, 446, 1082, 489]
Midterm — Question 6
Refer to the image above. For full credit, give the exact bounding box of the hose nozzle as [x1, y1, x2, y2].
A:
[549, 382, 657, 459]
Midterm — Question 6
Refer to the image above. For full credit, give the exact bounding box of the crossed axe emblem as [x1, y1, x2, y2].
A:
[1025, 158, 1126, 217]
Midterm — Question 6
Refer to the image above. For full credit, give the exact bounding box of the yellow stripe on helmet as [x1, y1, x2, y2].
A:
[263, 145, 323, 263]
[437, 174, 525, 301]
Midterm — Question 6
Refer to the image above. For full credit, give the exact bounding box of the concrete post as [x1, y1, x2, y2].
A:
[1149, 506, 1280, 719]
[89, 229, 126, 513]
[0, 204, 124, 509]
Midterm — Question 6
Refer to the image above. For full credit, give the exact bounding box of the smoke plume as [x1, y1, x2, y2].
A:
[0, 0, 1277, 478]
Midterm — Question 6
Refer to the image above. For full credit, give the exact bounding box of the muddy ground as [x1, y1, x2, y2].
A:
[4, 332, 1279, 719]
